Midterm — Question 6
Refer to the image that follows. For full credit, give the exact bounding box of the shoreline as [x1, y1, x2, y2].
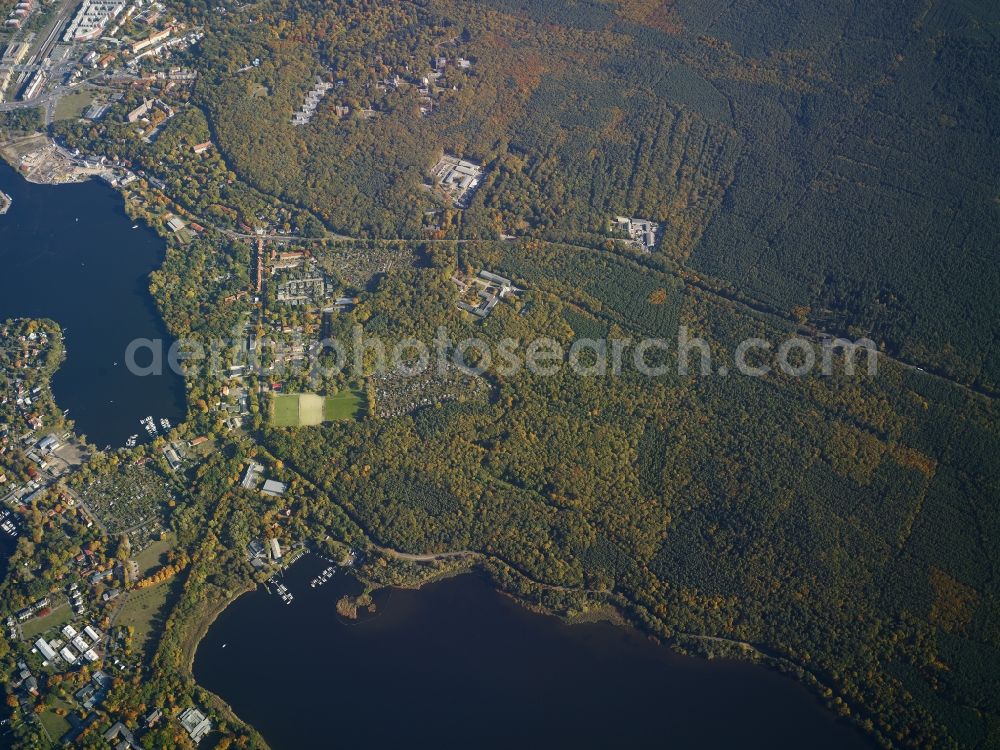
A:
[1, 133, 108, 185]
[181, 581, 256, 674]
[182, 581, 273, 749]
[193, 552, 862, 724]
[191, 562, 876, 750]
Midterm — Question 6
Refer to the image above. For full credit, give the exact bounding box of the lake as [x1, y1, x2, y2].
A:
[195, 556, 875, 749]
[0, 159, 185, 448]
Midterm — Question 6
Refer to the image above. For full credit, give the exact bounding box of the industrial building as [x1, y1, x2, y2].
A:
[612, 216, 660, 251]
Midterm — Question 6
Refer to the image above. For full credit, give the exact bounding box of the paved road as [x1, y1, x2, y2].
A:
[0, 0, 79, 105]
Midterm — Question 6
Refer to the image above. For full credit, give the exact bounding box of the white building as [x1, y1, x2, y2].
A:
[179, 707, 212, 743]
[63, 0, 126, 42]
[34, 638, 57, 662]
[261, 479, 288, 497]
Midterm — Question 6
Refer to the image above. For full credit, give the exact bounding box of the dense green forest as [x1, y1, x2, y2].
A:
[263, 238, 1000, 750]
[179, 0, 999, 746]
[186, 0, 999, 389]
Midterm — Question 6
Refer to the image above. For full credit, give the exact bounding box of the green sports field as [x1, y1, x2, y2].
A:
[271, 391, 364, 427]
[272, 394, 301, 427]
[324, 391, 363, 420]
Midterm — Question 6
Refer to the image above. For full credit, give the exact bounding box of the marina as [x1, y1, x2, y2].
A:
[266, 577, 294, 605]
[0, 509, 20, 538]
[309, 566, 336, 588]
[139, 415, 173, 438]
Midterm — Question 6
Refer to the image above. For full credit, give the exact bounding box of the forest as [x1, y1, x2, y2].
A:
[263, 237, 1000, 750]
[2, 0, 996, 747]
[168, 0, 1000, 745]
[183, 0, 999, 390]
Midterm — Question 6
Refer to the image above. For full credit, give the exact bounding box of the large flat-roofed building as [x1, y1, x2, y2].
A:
[261, 479, 288, 497]
[179, 707, 212, 743]
[478, 271, 514, 291]
[241, 461, 263, 490]
[166, 216, 187, 233]
[453, 268, 522, 320]
[19, 69, 46, 101]
[38, 435, 60, 452]
[291, 79, 332, 125]
[34, 638, 57, 662]
[0, 41, 31, 101]
[268, 537, 282, 559]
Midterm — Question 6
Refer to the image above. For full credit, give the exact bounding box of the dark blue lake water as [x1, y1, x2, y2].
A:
[196, 558, 876, 749]
[0, 159, 185, 448]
